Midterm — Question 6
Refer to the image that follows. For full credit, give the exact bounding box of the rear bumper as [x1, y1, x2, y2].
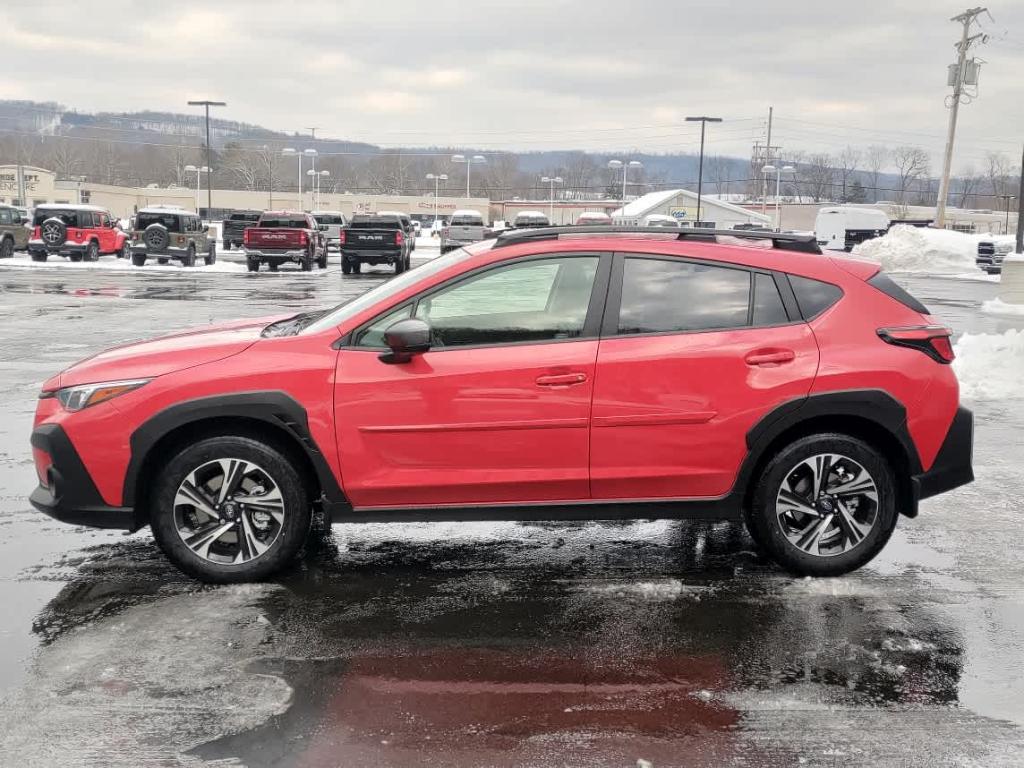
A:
[28, 241, 88, 256]
[912, 406, 974, 503]
[130, 245, 189, 257]
[342, 249, 401, 264]
[244, 248, 309, 264]
[29, 424, 139, 531]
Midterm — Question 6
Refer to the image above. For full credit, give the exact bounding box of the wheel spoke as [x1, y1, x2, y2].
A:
[183, 520, 235, 559]
[175, 479, 219, 519]
[800, 454, 833, 500]
[777, 488, 820, 518]
[829, 471, 877, 499]
[235, 514, 270, 563]
[216, 459, 250, 504]
[835, 500, 872, 546]
[794, 514, 834, 554]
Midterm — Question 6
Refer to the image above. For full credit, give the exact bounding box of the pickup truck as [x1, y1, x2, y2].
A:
[242, 211, 328, 272]
[221, 210, 261, 250]
[440, 209, 491, 253]
[976, 235, 1015, 274]
[340, 214, 412, 274]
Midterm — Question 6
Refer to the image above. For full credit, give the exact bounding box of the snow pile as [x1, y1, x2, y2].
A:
[851, 225, 979, 274]
[953, 329, 1024, 400]
[982, 297, 1024, 317]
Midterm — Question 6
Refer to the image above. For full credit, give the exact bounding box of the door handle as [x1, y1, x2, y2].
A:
[745, 349, 795, 366]
[535, 372, 588, 387]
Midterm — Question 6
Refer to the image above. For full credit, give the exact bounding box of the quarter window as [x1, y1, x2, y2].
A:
[617, 257, 751, 334]
[790, 275, 843, 319]
[752, 273, 789, 326]
[414, 256, 599, 348]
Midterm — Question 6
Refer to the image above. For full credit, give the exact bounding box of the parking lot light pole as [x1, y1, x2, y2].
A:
[184, 165, 209, 213]
[282, 148, 301, 210]
[451, 154, 486, 199]
[186, 100, 226, 217]
[426, 173, 448, 223]
[307, 169, 328, 210]
[762, 164, 795, 231]
[541, 176, 563, 222]
[303, 149, 318, 211]
[685, 116, 722, 226]
[607, 159, 643, 212]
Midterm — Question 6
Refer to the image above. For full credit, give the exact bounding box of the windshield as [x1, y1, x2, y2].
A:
[301, 247, 474, 335]
[228, 212, 260, 222]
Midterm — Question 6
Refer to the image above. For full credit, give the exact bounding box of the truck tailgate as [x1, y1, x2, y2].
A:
[346, 229, 400, 249]
[247, 228, 307, 248]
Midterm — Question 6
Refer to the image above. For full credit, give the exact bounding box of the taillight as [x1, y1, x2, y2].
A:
[32, 226, 41, 238]
[299, 231, 308, 246]
[243, 228, 251, 245]
[338, 230, 346, 245]
[877, 326, 955, 364]
[176, 235, 185, 245]
[395, 230, 404, 246]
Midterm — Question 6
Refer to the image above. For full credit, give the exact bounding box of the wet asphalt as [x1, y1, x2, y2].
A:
[0, 248, 1022, 767]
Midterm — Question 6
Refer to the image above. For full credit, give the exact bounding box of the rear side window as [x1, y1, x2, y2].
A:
[258, 217, 308, 228]
[752, 273, 789, 326]
[868, 272, 930, 315]
[789, 275, 843, 319]
[617, 258, 751, 334]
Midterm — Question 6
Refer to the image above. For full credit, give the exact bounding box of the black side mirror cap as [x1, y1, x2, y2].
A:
[380, 317, 431, 364]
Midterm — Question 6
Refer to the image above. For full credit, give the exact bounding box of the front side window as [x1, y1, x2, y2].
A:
[0, 208, 12, 225]
[354, 305, 413, 348]
[414, 256, 599, 348]
[617, 257, 751, 335]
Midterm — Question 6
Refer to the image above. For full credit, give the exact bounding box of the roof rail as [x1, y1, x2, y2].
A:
[493, 225, 822, 254]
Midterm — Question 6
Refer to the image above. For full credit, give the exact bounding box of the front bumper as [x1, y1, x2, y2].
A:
[29, 424, 139, 531]
[912, 406, 974, 502]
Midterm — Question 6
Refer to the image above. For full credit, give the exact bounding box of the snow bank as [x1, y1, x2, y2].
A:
[953, 329, 1024, 400]
[982, 297, 1024, 317]
[851, 225, 979, 274]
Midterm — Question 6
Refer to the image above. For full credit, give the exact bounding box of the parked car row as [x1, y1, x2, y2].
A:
[976, 235, 1015, 274]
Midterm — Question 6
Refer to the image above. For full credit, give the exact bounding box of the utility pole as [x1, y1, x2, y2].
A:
[1016, 143, 1024, 254]
[187, 100, 226, 217]
[762, 106, 773, 216]
[998, 194, 1016, 234]
[685, 116, 722, 225]
[935, 8, 987, 229]
[305, 127, 318, 140]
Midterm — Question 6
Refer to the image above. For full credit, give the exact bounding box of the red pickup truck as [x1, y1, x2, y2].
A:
[242, 211, 328, 272]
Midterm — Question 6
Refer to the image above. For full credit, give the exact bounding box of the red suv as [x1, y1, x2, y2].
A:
[29, 227, 973, 582]
[28, 204, 130, 262]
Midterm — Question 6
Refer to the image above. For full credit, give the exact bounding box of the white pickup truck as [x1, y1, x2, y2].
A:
[440, 210, 491, 253]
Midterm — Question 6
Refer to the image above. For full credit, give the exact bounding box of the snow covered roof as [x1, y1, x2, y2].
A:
[612, 189, 771, 224]
[452, 209, 484, 217]
[35, 203, 108, 212]
[514, 210, 548, 218]
[138, 206, 192, 215]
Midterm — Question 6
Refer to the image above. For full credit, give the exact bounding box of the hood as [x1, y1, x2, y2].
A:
[54, 314, 290, 389]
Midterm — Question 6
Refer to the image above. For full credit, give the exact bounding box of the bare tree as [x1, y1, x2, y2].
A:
[864, 145, 889, 203]
[561, 152, 599, 199]
[798, 153, 835, 202]
[46, 138, 81, 179]
[954, 165, 984, 208]
[891, 146, 929, 207]
[836, 146, 861, 202]
[707, 155, 733, 197]
[985, 151, 1013, 201]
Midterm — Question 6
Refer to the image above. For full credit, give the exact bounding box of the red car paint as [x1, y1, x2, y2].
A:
[32, 233, 965, 520]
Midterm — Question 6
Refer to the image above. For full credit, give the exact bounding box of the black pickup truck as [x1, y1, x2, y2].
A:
[221, 210, 261, 250]
[340, 214, 412, 274]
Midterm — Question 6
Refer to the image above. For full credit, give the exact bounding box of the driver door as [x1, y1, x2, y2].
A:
[333, 253, 609, 509]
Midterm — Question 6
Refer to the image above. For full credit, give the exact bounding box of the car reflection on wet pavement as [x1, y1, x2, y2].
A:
[1, 263, 1023, 767]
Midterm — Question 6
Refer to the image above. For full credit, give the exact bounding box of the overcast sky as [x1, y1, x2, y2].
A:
[2, 1, 1022, 170]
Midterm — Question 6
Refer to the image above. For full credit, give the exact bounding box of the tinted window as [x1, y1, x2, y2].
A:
[258, 216, 308, 228]
[314, 215, 345, 225]
[136, 213, 182, 232]
[752, 273, 789, 326]
[451, 215, 484, 226]
[229, 212, 261, 222]
[349, 216, 402, 229]
[868, 272, 929, 315]
[415, 256, 599, 347]
[0, 208, 12, 225]
[618, 258, 751, 334]
[33, 209, 80, 227]
[790, 275, 844, 319]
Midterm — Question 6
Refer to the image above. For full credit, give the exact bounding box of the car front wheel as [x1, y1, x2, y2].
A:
[747, 434, 897, 577]
[150, 435, 312, 583]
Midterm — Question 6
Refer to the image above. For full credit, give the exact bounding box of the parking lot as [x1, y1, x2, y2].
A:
[1, 254, 1023, 767]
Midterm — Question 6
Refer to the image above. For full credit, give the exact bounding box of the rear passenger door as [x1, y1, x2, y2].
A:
[589, 253, 819, 501]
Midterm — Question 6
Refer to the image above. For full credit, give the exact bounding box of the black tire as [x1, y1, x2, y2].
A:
[351, 260, 361, 274]
[268, 262, 279, 272]
[157, 257, 170, 265]
[395, 256, 405, 274]
[68, 252, 83, 263]
[131, 253, 147, 267]
[205, 244, 216, 266]
[143, 223, 170, 251]
[246, 258, 260, 273]
[341, 260, 352, 275]
[119, 240, 131, 260]
[182, 246, 196, 268]
[85, 241, 99, 262]
[300, 255, 313, 272]
[317, 250, 328, 269]
[223, 241, 231, 251]
[0, 237, 13, 259]
[30, 251, 47, 262]
[149, 435, 312, 583]
[747, 433, 898, 577]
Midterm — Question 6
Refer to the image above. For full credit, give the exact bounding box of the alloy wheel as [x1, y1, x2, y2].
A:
[775, 453, 879, 557]
[173, 458, 286, 565]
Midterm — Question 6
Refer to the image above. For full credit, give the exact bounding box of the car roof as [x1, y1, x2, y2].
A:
[137, 207, 193, 215]
[311, 210, 344, 215]
[261, 210, 307, 217]
[452, 209, 484, 217]
[36, 203, 108, 212]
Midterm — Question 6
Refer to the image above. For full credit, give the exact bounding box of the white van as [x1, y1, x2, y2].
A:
[814, 206, 890, 251]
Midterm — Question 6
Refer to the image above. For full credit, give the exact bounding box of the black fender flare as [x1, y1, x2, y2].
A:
[123, 391, 348, 510]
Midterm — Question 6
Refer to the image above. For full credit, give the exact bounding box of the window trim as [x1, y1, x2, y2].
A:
[340, 251, 613, 352]
[601, 252, 804, 339]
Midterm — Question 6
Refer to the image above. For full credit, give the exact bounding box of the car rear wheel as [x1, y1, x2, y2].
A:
[1, 237, 14, 259]
[157, 257, 169, 265]
[205, 244, 216, 266]
[68, 253, 83, 263]
[85, 241, 99, 262]
[395, 256, 406, 274]
[182, 245, 196, 267]
[150, 435, 312, 583]
[223, 241, 231, 251]
[747, 434, 897, 577]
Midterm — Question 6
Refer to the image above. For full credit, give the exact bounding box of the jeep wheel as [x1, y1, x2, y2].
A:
[747, 434, 897, 577]
[150, 436, 312, 583]
[85, 241, 99, 262]
[68, 253, 83, 263]
[182, 245, 197, 268]
[157, 257, 169, 265]
[205, 244, 216, 266]
[119, 240, 131, 259]
[0, 237, 13, 259]
[30, 252, 47, 262]
[131, 253, 147, 267]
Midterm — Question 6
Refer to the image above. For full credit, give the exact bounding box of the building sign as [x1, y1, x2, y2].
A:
[416, 201, 459, 211]
[0, 172, 39, 193]
[669, 206, 692, 219]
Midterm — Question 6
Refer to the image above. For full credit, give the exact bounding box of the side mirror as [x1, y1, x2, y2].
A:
[380, 318, 431, 364]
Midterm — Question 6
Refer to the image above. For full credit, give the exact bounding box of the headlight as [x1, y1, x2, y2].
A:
[56, 379, 150, 412]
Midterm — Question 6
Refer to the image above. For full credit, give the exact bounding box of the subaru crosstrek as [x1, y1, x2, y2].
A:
[29, 227, 974, 582]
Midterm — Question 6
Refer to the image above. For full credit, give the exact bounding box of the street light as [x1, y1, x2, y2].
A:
[282, 148, 302, 210]
[762, 164, 795, 231]
[307, 168, 329, 210]
[608, 159, 643, 211]
[184, 164, 209, 213]
[541, 176, 564, 222]
[426, 173, 448, 224]
[451, 154, 486, 198]
[186, 100, 226, 216]
[303, 149, 318, 210]
[685, 116, 722, 227]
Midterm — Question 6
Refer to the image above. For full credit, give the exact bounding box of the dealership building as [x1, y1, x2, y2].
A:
[0, 165, 489, 221]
